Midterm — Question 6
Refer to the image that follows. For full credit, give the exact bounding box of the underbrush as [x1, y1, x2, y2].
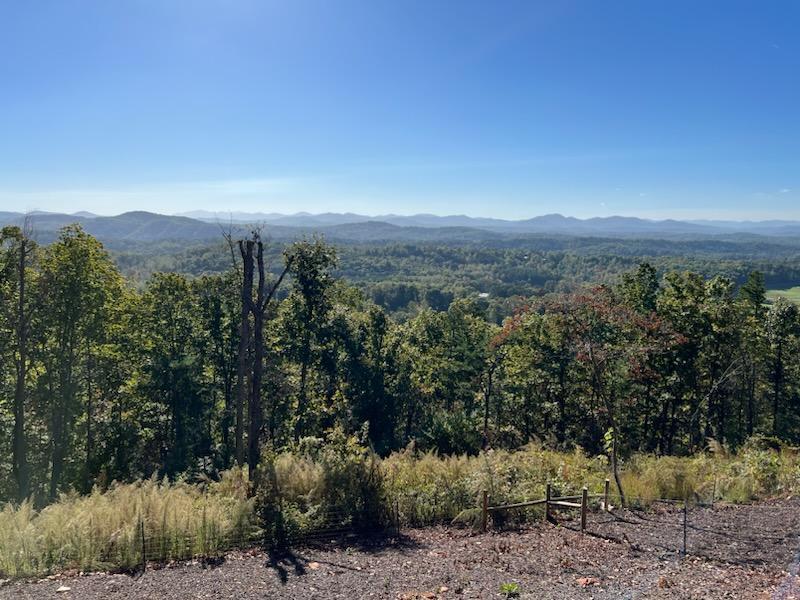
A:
[383, 444, 610, 525]
[620, 437, 800, 506]
[256, 428, 388, 550]
[2, 436, 798, 578]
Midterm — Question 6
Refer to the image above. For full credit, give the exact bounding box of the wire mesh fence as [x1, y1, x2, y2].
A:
[3, 487, 798, 581]
[545, 491, 800, 565]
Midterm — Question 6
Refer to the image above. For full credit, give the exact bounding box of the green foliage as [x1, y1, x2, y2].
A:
[255, 429, 389, 548]
[4, 225, 800, 570]
[500, 582, 521, 598]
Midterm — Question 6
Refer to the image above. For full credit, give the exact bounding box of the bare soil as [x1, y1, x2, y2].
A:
[2, 498, 799, 599]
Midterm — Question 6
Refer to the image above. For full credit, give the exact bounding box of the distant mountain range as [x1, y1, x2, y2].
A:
[178, 210, 800, 236]
[0, 211, 223, 242]
[3, 210, 800, 244]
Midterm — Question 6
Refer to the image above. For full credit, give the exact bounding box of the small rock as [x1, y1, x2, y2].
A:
[56, 585, 71, 593]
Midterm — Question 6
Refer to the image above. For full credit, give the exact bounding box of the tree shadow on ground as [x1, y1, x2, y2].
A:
[266, 549, 308, 584]
[302, 530, 422, 553]
[263, 530, 422, 585]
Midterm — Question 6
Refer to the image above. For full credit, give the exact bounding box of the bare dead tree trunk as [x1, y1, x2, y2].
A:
[238, 235, 292, 486]
[247, 241, 266, 477]
[236, 240, 254, 467]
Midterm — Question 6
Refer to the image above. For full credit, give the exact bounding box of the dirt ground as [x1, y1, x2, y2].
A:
[2, 498, 799, 599]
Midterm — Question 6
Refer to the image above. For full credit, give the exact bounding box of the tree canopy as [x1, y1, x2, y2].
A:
[2, 228, 800, 504]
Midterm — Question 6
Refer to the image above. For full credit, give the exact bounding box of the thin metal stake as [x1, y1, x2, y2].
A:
[481, 490, 488, 533]
[140, 517, 147, 573]
[682, 497, 688, 555]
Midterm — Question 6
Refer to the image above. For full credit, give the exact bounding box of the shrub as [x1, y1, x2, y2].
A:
[254, 427, 390, 549]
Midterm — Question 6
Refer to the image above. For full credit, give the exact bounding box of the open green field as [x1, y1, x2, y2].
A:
[767, 286, 800, 304]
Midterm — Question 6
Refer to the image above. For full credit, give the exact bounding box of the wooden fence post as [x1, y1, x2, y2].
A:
[580, 487, 588, 533]
[481, 490, 488, 533]
[604, 478, 610, 511]
[544, 482, 551, 523]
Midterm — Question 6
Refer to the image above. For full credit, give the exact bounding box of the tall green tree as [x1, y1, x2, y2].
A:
[195, 272, 240, 468]
[0, 225, 36, 500]
[284, 238, 338, 442]
[765, 298, 799, 437]
[38, 225, 123, 498]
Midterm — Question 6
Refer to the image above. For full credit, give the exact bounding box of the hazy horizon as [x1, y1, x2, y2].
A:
[6, 207, 800, 225]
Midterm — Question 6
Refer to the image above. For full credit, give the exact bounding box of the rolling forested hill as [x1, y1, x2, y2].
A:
[5, 210, 800, 319]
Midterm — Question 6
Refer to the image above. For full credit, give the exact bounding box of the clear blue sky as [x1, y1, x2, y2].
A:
[1, 1, 798, 219]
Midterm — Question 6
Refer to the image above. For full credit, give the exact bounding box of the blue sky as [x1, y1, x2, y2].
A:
[1, 1, 798, 219]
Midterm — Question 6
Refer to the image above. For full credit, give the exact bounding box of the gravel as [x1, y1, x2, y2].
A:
[3, 499, 799, 599]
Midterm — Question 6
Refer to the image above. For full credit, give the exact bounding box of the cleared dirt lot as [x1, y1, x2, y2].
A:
[2, 498, 799, 599]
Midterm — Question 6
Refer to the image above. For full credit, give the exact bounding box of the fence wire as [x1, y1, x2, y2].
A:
[4, 489, 798, 580]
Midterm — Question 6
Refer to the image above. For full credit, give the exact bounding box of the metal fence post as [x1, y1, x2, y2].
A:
[581, 487, 588, 533]
[481, 490, 488, 533]
[682, 497, 688, 555]
[604, 478, 610, 511]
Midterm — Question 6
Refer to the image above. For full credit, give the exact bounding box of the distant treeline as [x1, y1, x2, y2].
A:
[109, 237, 800, 319]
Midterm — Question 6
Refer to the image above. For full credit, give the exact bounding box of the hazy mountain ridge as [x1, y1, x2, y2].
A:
[178, 210, 800, 236]
[3, 210, 800, 244]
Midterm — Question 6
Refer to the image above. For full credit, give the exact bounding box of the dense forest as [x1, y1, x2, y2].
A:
[1, 223, 800, 504]
[112, 235, 800, 321]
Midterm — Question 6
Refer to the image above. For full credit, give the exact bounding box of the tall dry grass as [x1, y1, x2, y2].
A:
[382, 444, 610, 525]
[0, 469, 256, 578]
[2, 438, 799, 578]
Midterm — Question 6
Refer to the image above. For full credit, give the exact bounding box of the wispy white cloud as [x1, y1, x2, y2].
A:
[0, 177, 298, 215]
[752, 187, 794, 199]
